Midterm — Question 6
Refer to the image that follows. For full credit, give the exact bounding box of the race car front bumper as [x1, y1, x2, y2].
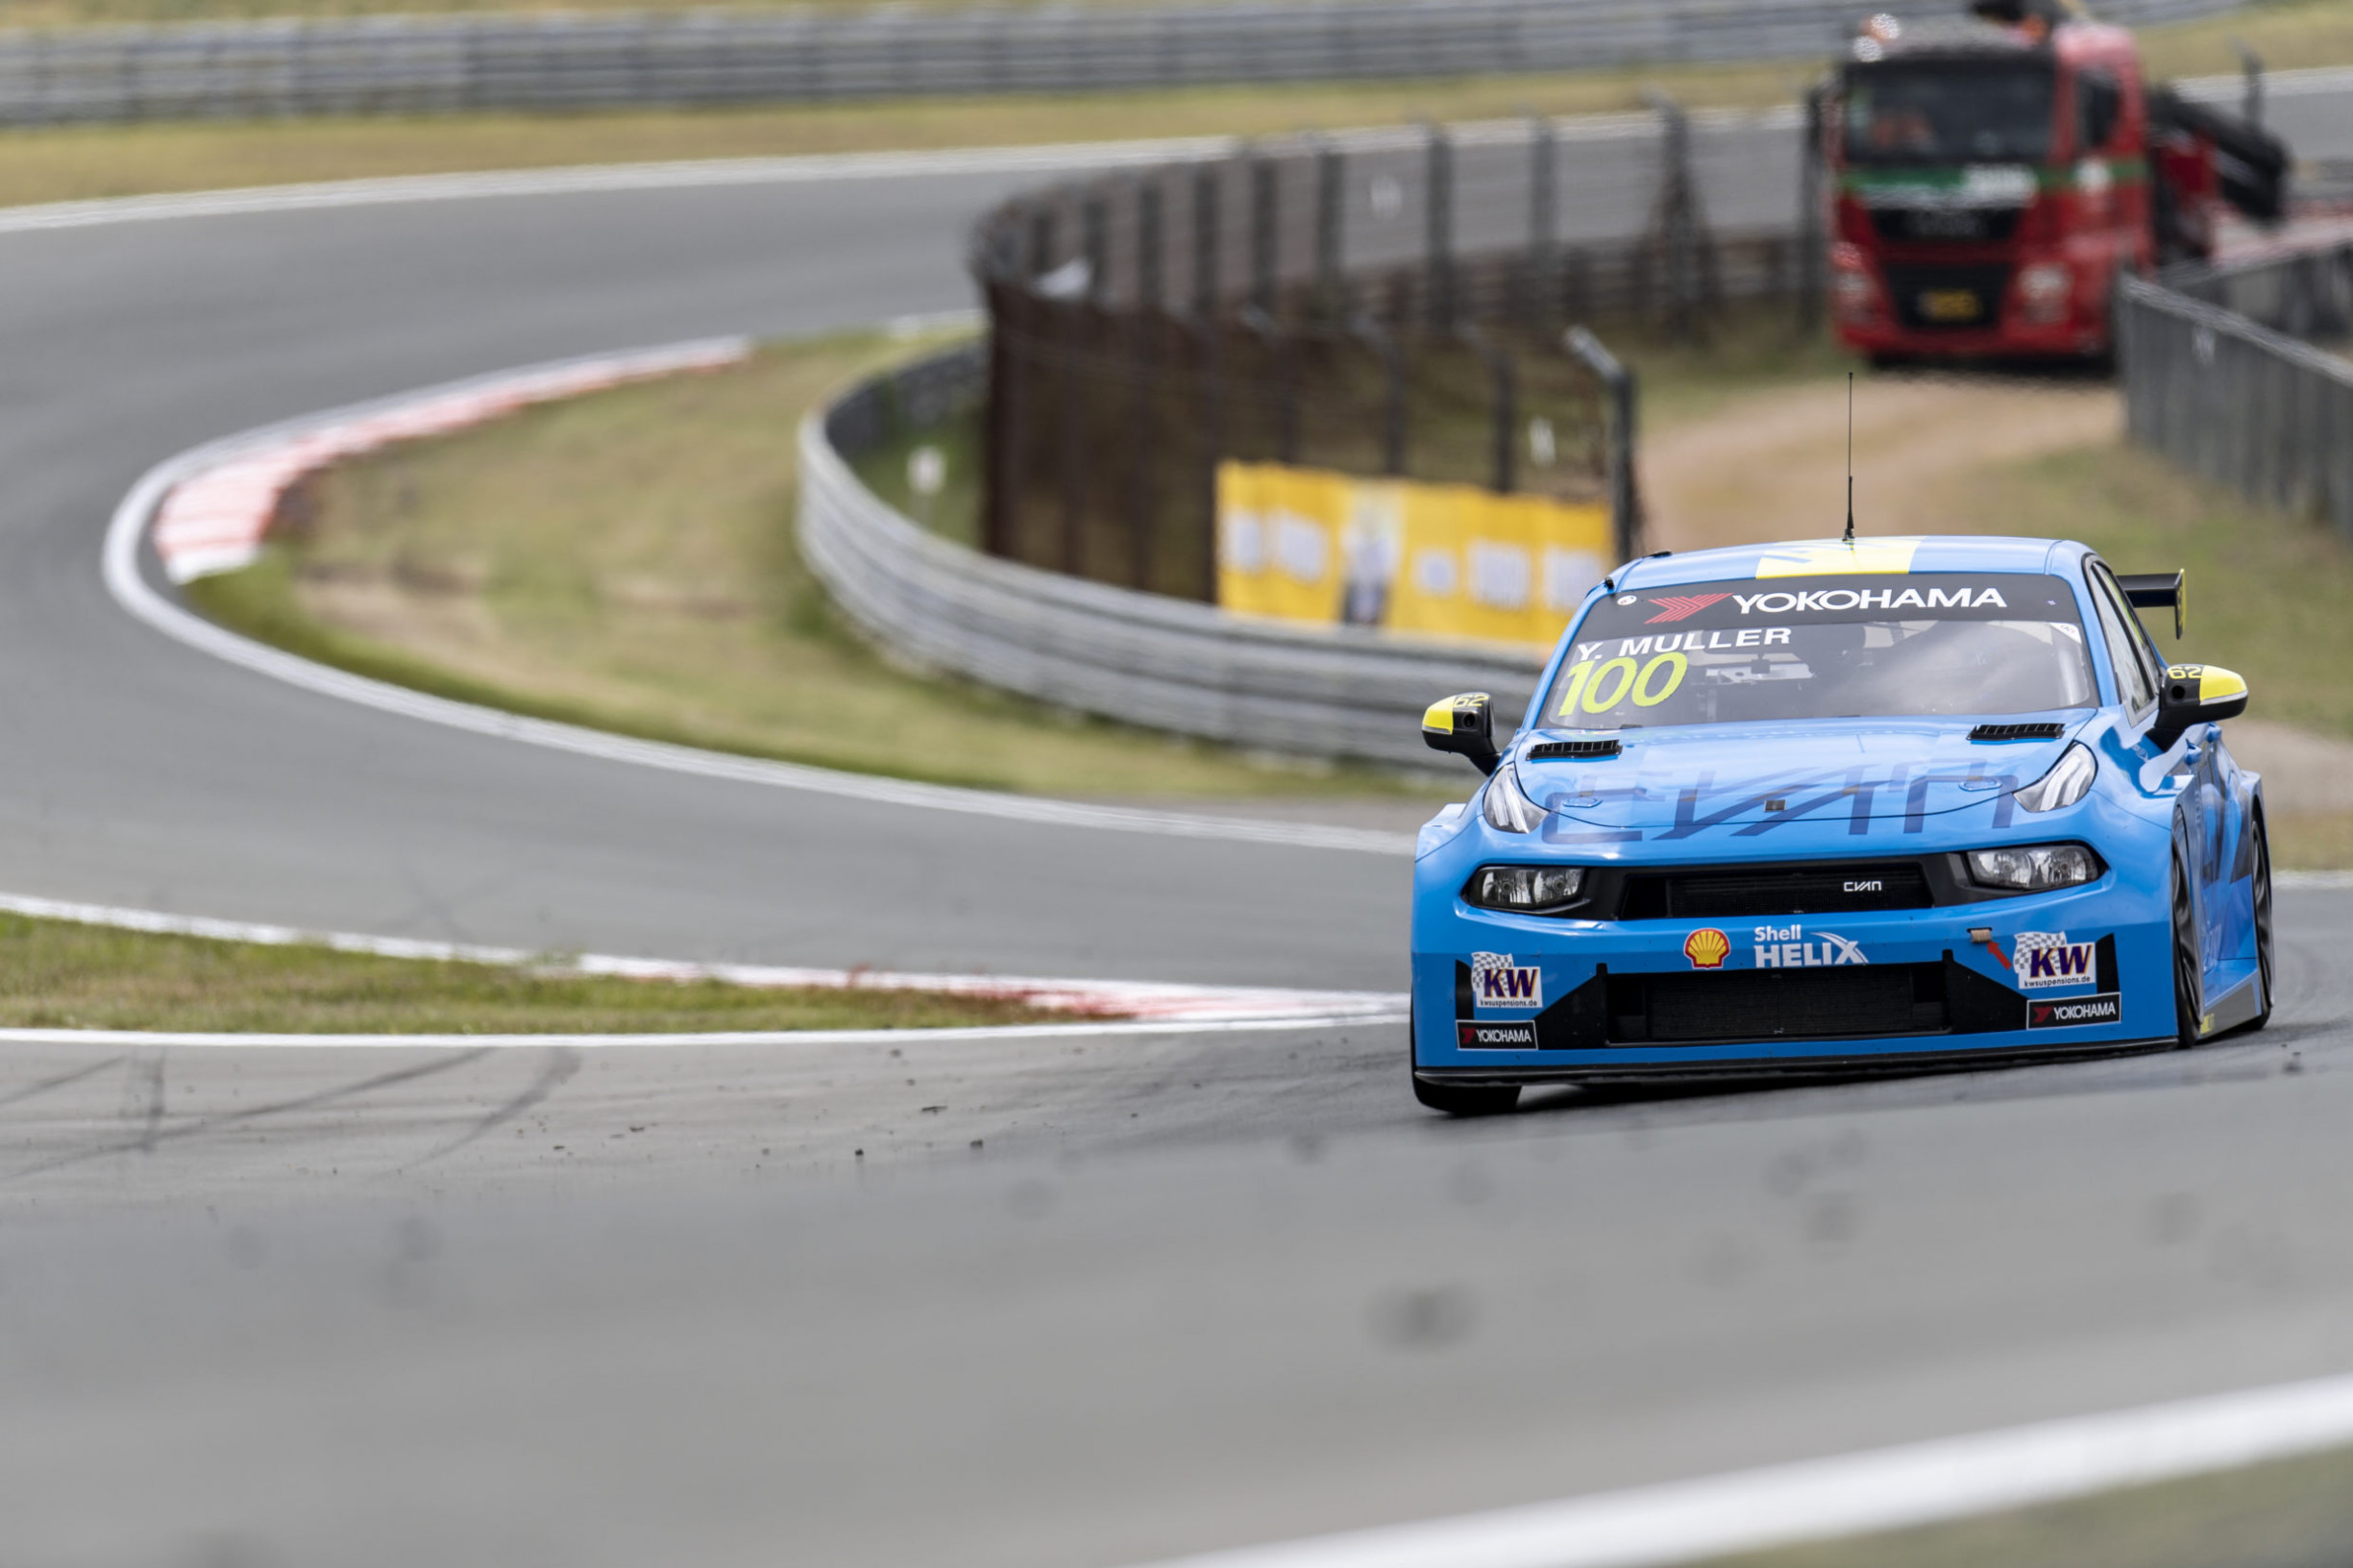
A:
[1410, 875, 2174, 1085]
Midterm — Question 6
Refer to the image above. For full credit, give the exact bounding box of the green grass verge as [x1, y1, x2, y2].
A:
[186, 331, 1443, 801]
[0, 912, 1071, 1032]
[1695, 1443, 2353, 1568]
[5, 0, 2347, 209]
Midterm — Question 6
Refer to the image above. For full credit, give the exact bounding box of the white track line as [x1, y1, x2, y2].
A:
[0, 1015, 1397, 1049]
[0, 138, 1235, 236]
[1126, 1370, 2353, 1568]
[0, 890, 1405, 1025]
[2279, 870, 2353, 889]
[99, 349, 1420, 857]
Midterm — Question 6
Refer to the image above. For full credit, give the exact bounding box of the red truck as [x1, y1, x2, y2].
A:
[1824, 0, 2287, 361]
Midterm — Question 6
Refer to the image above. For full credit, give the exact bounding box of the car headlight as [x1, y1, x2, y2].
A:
[1481, 762, 1546, 834]
[2013, 742, 2096, 812]
[1463, 865, 1585, 913]
[1966, 844, 2103, 892]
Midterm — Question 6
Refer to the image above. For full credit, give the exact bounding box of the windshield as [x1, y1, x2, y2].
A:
[1843, 61, 2057, 164]
[1542, 573, 2097, 729]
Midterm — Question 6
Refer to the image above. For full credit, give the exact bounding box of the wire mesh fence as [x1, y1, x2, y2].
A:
[2120, 247, 2353, 539]
[971, 103, 1824, 600]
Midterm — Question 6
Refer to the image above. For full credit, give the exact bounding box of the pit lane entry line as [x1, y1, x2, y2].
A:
[1124, 1368, 2353, 1568]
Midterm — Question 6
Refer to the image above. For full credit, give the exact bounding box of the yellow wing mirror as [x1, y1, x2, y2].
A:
[1422, 692, 1500, 775]
[2151, 663, 2248, 749]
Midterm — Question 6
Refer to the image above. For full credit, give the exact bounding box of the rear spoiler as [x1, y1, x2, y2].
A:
[2119, 571, 2185, 639]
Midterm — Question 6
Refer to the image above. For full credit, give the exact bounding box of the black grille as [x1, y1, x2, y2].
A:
[1884, 263, 2013, 331]
[1971, 722, 2066, 742]
[1612, 966, 1947, 1044]
[1868, 207, 2023, 245]
[1526, 739, 1621, 760]
[1617, 863, 1932, 919]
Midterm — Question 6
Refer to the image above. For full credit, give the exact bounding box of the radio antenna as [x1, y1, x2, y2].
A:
[1843, 372, 1856, 545]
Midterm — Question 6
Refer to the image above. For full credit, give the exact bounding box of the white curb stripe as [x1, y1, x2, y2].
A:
[0, 1014, 1398, 1049]
[153, 339, 748, 582]
[1126, 1370, 2353, 1568]
[0, 890, 1405, 1024]
[99, 349, 1421, 857]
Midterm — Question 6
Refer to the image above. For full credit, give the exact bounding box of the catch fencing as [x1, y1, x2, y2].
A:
[972, 99, 1824, 601]
[802, 341, 1544, 770]
[0, 0, 2243, 127]
[2119, 242, 2353, 538]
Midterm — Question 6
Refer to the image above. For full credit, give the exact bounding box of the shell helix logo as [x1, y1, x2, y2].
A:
[1683, 928, 1730, 969]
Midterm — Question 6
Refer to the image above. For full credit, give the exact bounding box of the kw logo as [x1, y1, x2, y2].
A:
[2015, 932, 2098, 991]
[1471, 952, 1543, 1009]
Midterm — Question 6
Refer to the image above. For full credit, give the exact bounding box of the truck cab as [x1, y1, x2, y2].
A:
[1826, 12, 2153, 360]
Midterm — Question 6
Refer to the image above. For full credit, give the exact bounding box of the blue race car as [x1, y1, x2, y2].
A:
[1409, 535, 2269, 1114]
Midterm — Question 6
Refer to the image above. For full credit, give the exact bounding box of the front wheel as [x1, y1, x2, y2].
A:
[2172, 854, 2202, 1049]
[2247, 811, 2275, 1034]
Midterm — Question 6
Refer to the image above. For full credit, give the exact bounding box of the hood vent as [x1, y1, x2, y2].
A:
[1525, 739, 1622, 761]
[1969, 723, 2065, 743]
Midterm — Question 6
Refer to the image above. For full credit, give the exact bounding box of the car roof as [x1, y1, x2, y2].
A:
[1614, 536, 2083, 592]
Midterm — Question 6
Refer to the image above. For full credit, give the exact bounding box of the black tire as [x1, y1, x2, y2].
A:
[2247, 811, 2275, 1034]
[1412, 1075, 1520, 1116]
[2172, 854, 2202, 1050]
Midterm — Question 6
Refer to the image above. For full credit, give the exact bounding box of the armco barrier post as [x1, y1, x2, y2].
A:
[1568, 325, 1641, 561]
[1191, 162, 1220, 313]
[1425, 123, 1455, 331]
[1528, 114, 1559, 332]
[1132, 181, 1164, 585]
[1250, 153, 1279, 317]
[1313, 138, 1346, 321]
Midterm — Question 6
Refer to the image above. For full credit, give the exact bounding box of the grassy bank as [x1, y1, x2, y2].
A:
[188, 331, 1440, 801]
[0, 912, 1072, 1033]
[5, 0, 2348, 208]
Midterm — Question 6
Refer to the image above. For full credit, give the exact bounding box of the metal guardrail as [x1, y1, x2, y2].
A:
[0, 0, 2243, 126]
[2120, 257, 2353, 538]
[800, 341, 1543, 770]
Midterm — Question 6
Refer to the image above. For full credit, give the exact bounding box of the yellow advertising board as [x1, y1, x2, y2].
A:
[1215, 460, 1612, 649]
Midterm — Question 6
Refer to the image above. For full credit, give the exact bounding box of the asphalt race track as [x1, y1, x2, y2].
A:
[4, 95, 2353, 1563]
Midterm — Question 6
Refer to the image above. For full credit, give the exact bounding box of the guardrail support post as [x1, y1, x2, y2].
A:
[1314, 138, 1346, 322]
[1250, 152, 1279, 318]
[1798, 86, 1826, 334]
[1425, 123, 1455, 331]
[1528, 113, 1558, 333]
[1568, 326, 1642, 561]
[1191, 163, 1221, 313]
[1133, 181, 1164, 588]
